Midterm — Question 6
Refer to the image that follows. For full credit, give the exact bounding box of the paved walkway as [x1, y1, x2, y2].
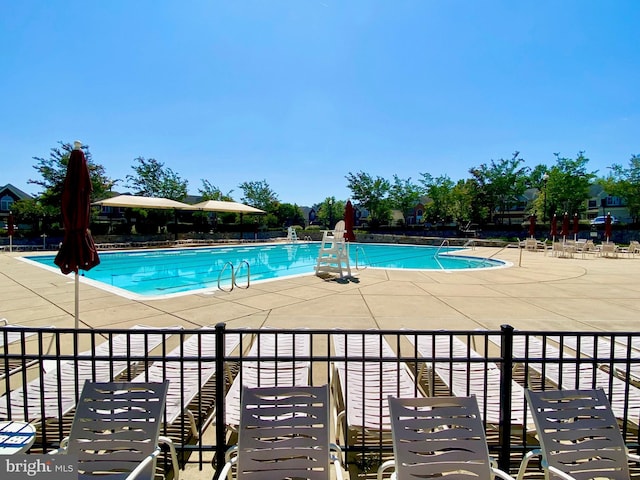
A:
[1, 245, 639, 333]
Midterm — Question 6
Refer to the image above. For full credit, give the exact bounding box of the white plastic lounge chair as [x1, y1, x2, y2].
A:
[489, 334, 640, 423]
[549, 334, 640, 386]
[50, 381, 180, 480]
[132, 328, 241, 438]
[0, 319, 55, 379]
[225, 331, 311, 428]
[0, 325, 180, 422]
[218, 385, 344, 480]
[405, 333, 528, 427]
[517, 388, 640, 480]
[378, 395, 516, 480]
[332, 333, 422, 447]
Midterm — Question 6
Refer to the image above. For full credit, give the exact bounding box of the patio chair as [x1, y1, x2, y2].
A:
[517, 388, 640, 480]
[131, 328, 242, 438]
[601, 242, 619, 258]
[50, 381, 179, 480]
[378, 395, 516, 480]
[405, 333, 529, 427]
[0, 319, 55, 379]
[489, 334, 640, 425]
[218, 385, 344, 480]
[0, 325, 180, 422]
[331, 333, 423, 448]
[225, 330, 311, 428]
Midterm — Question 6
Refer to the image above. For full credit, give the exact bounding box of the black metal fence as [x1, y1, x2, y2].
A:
[2, 324, 640, 478]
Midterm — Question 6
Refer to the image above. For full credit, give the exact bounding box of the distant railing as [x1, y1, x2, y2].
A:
[2, 325, 640, 478]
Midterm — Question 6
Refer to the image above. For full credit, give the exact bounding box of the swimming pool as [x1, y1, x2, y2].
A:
[24, 242, 508, 299]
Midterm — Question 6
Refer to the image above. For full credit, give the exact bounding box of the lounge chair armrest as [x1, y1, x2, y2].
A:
[516, 448, 541, 480]
[377, 458, 396, 480]
[216, 459, 235, 480]
[125, 448, 160, 480]
[491, 466, 516, 480]
[158, 435, 180, 480]
[330, 442, 343, 465]
[49, 437, 70, 454]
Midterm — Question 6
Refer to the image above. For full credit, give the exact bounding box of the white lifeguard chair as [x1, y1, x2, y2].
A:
[286, 226, 298, 242]
[315, 220, 351, 278]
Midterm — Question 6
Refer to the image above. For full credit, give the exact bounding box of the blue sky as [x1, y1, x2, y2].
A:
[1, 1, 638, 207]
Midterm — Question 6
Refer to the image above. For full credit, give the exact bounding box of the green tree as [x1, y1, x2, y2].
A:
[238, 179, 279, 212]
[543, 152, 596, 218]
[601, 154, 640, 223]
[418, 174, 455, 225]
[29, 141, 115, 210]
[10, 198, 58, 234]
[198, 179, 234, 201]
[274, 202, 306, 227]
[345, 171, 391, 227]
[468, 152, 529, 225]
[389, 175, 424, 225]
[126, 157, 188, 200]
[449, 179, 476, 225]
[315, 197, 346, 228]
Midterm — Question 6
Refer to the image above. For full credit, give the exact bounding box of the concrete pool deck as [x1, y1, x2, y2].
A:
[2, 244, 640, 479]
[1, 245, 639, 333]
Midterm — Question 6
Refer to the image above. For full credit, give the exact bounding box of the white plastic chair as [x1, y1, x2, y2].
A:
[379, 395, 515, 480]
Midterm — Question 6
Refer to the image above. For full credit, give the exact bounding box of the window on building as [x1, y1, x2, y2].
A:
[0, 195, 14, 212]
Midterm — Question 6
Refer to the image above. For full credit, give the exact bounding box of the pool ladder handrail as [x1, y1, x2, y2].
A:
[354, 245, 369, 270]
[435, 238, 450, 256]
[217, 260, 251, 292]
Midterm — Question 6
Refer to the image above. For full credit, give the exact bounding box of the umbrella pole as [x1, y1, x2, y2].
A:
[75, 272, 79, 329]
[9, 235, 12, 253]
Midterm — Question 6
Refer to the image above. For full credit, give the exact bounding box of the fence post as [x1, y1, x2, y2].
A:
[213, 322, 227, 479]
[498, 324, 514, 472]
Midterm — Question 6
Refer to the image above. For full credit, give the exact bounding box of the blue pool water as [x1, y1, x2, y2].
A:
[24, 243, 506, 298]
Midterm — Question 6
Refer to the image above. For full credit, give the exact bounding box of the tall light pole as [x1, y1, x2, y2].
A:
[542, 173, 549, 222]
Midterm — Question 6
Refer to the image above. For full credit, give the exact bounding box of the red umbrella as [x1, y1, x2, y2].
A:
[54, 142, 100, 327]
[605, 213, 613, 242]
[7, 212, 14, 252]
[528, 215, 536, 238]
[343, 200, 356, 242]
[561, 212, 569, 240]
[550, 214, 557, 241]
[573, 213, 579, 241]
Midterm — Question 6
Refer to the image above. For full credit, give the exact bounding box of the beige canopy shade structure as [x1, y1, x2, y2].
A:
[189, 200, 266, 214]
[92, 194, 191, 210]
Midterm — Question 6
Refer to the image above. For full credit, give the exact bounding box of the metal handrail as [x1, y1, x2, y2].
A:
[435, 238, 450, 255]
[234, 260, 251, 289]
[354, 246, 370, 270]
[218, 262, 234, 292]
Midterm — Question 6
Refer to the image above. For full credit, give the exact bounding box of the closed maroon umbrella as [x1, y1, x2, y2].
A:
[343, 200, 356, 242]
[550, 214, 558, 241]
[605, 213, 612, 243]
[561, 212, 569, 240]
[528, 215, 536, 238]
[54, 142, 100, 327]
[573, 213, 579, 241]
